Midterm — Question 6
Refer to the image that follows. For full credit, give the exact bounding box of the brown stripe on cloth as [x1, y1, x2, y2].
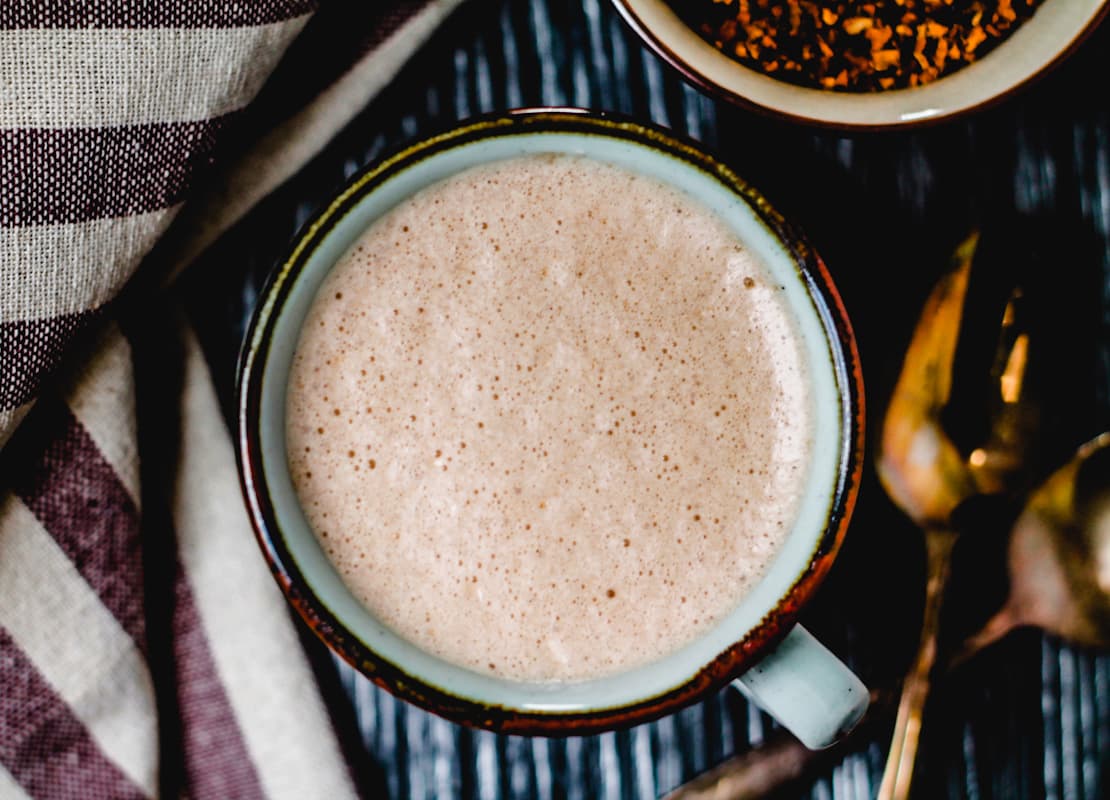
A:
[0, 626, 148, 800]
[1, 395, 145, 650]
[151, 0, 464, 286]
[173, 325, 360, 800]
[0, 310, 101, 412]
[0, 118, 232, 228]
[0, 494, 157, 794]
[0, 0, 317, 29]
[172, 561, 266, 800]
[0, 763, 34, 799]
[247, 0, 439, 123]
[59, 323, 141, 503]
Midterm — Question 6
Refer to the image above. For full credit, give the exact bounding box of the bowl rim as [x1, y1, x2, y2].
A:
[235, 108, 866, 734]
[609, 0, 1110, 130]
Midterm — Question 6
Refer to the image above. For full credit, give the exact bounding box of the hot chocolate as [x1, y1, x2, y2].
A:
[285, 153, 813, 682]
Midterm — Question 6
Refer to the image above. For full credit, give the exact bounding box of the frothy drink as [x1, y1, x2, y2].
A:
[286, 154, 814, 682]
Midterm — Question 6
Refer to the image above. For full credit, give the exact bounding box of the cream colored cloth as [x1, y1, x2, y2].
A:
[0, 2, 464, 797]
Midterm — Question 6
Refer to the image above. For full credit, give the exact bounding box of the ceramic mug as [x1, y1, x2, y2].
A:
[237, 109, 867, 747]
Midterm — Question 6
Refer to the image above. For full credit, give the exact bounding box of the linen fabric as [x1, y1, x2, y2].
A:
[0, 2, 464, 797]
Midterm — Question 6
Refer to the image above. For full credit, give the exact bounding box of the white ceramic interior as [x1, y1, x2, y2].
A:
[615, 0, 1107, 127]
[253, 127, 846, 712]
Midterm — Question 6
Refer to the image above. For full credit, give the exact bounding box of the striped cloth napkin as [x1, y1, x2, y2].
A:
[0, 2, 464, 798]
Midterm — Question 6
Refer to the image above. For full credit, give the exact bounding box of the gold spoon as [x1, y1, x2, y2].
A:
[661, 432, 1105, 798]
[875, 230, 1038, 800]
[663, 434, 1110, 800]
[953, 432, 1110, 662]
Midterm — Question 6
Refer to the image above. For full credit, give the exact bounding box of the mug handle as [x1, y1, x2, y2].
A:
[731, 624, 869, 750]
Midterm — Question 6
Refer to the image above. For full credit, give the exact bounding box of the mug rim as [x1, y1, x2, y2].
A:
[236, 108, 865, 735]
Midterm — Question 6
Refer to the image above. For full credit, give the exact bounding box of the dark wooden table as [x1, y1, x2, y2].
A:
[184, 1, 1110, 797]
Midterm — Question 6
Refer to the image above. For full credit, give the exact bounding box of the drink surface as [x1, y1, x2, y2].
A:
[286, 153, 814, 682]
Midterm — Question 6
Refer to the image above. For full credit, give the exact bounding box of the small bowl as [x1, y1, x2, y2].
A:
[611, 0, 1108, 128]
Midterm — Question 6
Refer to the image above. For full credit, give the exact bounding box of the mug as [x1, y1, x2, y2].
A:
[236, 109, 867, 748]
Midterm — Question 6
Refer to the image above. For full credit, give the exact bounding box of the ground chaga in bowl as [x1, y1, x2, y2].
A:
[672, 0, 1046, 92]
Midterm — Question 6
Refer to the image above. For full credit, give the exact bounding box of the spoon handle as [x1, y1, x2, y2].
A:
[877, 527, 958, 800]
[949, 608, 1020, 668]
[660, 730, 817, 800]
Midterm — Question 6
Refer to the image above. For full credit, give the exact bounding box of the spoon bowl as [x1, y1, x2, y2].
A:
[955, 432, 1110, 660]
